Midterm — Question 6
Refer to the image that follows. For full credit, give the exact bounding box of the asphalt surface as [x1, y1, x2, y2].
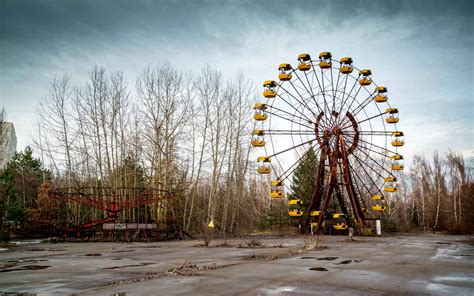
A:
[0, 234, 472, 295]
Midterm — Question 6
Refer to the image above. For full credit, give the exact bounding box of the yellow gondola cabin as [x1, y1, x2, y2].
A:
[263, 80, 277, 98]
[319, 52, 332, 69]
[297, 53, 311, 71]
[340, 57, 353, 74]
[278, 63, 293, 81]
[359, 69, 372, 86]
[374, 86, 387, 102]
[257, 156, 271, 174]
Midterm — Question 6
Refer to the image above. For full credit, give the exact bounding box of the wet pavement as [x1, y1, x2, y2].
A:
[0, 234, 472, 295]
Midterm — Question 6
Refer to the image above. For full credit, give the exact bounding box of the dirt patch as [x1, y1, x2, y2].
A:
[317, 256, 339, 261]
[84, 253, 102, 256]
[30, 248, 46, 251]
[309, 267, 329, 271]
[301, 256, 317, 259]
[436, 242, 451, 245]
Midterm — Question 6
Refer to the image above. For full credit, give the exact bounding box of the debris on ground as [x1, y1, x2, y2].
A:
[238, 238, 263, 248]
[167, 261, 219, 276]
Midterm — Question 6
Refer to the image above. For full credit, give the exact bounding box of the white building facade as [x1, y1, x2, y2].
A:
[0, 122, 17, 169]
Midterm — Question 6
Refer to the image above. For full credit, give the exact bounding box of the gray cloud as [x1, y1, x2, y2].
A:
[0, 0, 473, 158]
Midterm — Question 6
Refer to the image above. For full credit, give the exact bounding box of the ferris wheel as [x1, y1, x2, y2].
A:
[251, 52, 404, 232]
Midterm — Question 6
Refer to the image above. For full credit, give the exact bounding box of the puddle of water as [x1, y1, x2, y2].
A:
[24, 265, 50, 270]
[301, 256, 316, 259]
[104, 262, 154, 270]
[309, 267, 329, 271]
[84, 253, 102, 256]
[30, 248, 46, 252]
[317, 256, 338, 261]
[433, 274, 474, 283]
[11, 239, 41, 245]
[426, 283, 452, 293]
[433, 244, 471, 260]
[259, 286, 296, 295]
[338, 260, 352, 265]
[0, 265, 51, 273]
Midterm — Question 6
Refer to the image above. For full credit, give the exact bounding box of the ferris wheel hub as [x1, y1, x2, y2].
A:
[332, 127, 342, 136]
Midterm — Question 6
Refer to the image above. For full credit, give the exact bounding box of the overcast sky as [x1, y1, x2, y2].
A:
[1, 0, 472, 161]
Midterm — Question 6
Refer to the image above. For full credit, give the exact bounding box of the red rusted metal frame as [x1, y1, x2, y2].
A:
[339, 135, 365, 226]
[48, 187, 173, 212]
[48, 187, 174, 235]
[315, 138, 340, 232]
[303, 153, 327, 228]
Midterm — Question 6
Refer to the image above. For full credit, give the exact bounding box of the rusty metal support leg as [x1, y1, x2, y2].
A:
[315, 141, 340, 233]
[339, 136, 365, 226]
[303, 154, 327, 230]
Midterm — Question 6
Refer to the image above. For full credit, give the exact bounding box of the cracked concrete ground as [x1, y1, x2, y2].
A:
[0, 234, 472, 295]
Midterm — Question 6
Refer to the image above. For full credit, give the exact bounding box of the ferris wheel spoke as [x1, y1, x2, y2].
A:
[337, 75, 359, 121]
[281, 80, 317, 117]
[309, 62, 332, 119]
[268, 138, 317, 158]
[351, 172, 369, 210]
[344, 130, 391, 136]
[347, 138, 391, 159]
[324, 68, 337, 127]
[348, 160, 374, 208]
[320, 70, 334, 125]
[350, 153, 385, 196]
[343, 135, 389, 159]
[277, 144, 321, 182]
[340, 159, 369, 211]
[265, 110, 314, 130]
[332, 67, 341, 113]
[345, 110, 389, 128]
[349, 94, 378, 122]
[351, 149, 386, 180]
[274, 92, 313, 122]
[269, 105, 315, 125]
[265, 129, 314, 135]
[337, 85, 364, 127]
[351, 144, 393, 177]
[355, 137, 397, 155]
[293, 71, 322, 115]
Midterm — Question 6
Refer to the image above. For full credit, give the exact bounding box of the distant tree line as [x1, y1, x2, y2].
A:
[0, 64, 472, 240]
[2, 64, 272, 239]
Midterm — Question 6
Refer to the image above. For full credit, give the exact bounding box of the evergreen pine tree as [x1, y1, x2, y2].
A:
[290, 148, 318, 205]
